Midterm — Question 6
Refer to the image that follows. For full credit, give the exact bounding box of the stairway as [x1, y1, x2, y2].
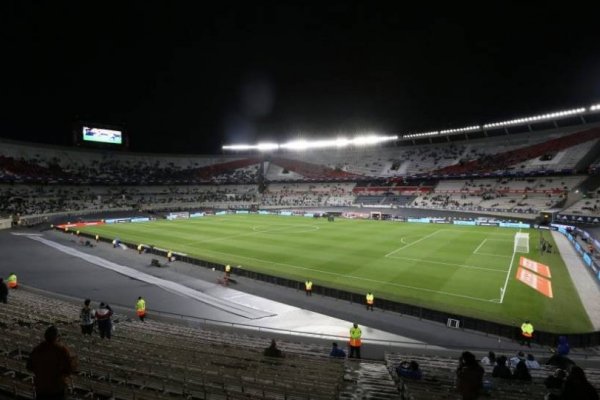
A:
[339, 360, 402, 400]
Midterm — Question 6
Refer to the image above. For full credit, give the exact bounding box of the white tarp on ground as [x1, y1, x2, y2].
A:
[24, 235, 275, 320]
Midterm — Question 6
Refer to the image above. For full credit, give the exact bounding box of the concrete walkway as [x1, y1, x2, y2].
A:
[552, 231, 600, 330]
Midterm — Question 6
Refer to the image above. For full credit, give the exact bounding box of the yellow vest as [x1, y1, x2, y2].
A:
[136, 299, 146, 311]
[349, 327, 362, 346]
[521, 323, 534, 337]
[305, 281, 313, 290]
[366, 293, 374, 304]
[225, 265, 231, 273]
[7, 274, 17, 284]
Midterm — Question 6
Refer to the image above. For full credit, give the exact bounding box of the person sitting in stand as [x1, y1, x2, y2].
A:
[480, 351, 496, 366]
[546, 366, 599, 400]
[544, 369, 567, 390]
[525, 353, 540, 369]
[329, 342, 346, 358]
[492, 356, 512, 379]
[263, 339, 284, 358]
[513, 360, 532, 381]
[396, 360, 422, 380]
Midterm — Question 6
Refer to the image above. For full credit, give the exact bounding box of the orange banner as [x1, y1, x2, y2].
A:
[516, 267, 553, 298]
[519, 257, 551, 278]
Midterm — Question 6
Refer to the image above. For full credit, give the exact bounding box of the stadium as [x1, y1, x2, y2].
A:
[3, 3, 600, 400]
[2, 103, 600, 398]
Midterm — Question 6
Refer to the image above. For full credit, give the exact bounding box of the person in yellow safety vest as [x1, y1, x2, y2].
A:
[167, 251, 173, 262]
[349, 323, 362, 359]
[305, 280, 313, 296]
[520, 320, 534, 348]
[366, 292, 374, 311]
[76, 230, 80, 236]
[95, 234, 99, 242]
[136, 296, 146, 322]
[137, 244, 143, 255]
[7, 273, 17, 289]
[225, 264, 231, 277]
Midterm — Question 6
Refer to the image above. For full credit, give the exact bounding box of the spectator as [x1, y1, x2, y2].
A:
[329, 342, 346, 358]
[556, 336, 570, 357]
[510, 351, 526, 368]
[492, 356, 512, 379]
[525, 353, 540, 369]
[546, 366, 599, 400]
[480, 351, 496, 366]
[544, 369, 567, 390]
[263, 339, 284, 358]
[456, 351, 484, 400]
[396, 360, 422, 380]
[79, 299, 95, 335]
[95, 302, 113, 339]
[513, 360, 532, 381]
[26, 326, 76, 400]
[0, 278, 7, 304]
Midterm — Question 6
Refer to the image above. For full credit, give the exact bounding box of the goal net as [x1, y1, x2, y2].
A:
[514, 232, 530, 253]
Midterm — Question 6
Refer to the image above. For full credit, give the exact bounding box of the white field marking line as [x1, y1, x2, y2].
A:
[473, 239, 488, 255]
[499, 229, 520, 304]
[180, 223, 318, 246]
[385, 255, 507, 273]
[191, 247, 498, 303]
[385, 230, 444, 257]
[474, 252, 512, 258]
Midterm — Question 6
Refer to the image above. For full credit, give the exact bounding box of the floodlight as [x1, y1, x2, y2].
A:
[483, 107, 586, 129]
[591, 104, 600, 112]
[256, 143, 279, 151]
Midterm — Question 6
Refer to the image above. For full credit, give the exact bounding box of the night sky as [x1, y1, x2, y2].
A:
[1, 1, 600, 154]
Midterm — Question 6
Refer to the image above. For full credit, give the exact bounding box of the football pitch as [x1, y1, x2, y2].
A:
[79, 214, 592, 333]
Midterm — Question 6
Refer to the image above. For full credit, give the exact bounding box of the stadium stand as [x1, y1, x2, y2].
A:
[0, 289, 365, 399]
[386, 352, 600, 399]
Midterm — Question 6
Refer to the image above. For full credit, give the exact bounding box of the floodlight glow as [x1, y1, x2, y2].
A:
[591, 104, 600, 112]
[256, 143, 280, 151]
[483, 108, 586, 129]
[222, 144, 257, 151]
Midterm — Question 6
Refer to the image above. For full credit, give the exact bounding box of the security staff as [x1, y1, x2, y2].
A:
[136, 296, 146, 322]
[7, 273, 17, 289]
[95, 234, 99, 242]
[520, 320, 534, 347]
[349, 323, 362, 359]
[167, 251, 173, 262]
[225, 264, 231, 277]
[137, 244, 143, 255]
[305, 280, 313, 296]
[366, 292, 374, 311]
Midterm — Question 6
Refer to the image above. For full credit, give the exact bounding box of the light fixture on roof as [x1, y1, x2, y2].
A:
[439, 125, 480, 134]
[402, 131, 439, 139]
[483, 108, 586, 129]
[590, 104, 600, 112]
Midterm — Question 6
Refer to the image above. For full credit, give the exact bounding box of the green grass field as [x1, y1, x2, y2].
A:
[79, 214, 592, 333]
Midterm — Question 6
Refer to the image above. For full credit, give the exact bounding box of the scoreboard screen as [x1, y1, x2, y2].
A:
[82, 126, 123, 145]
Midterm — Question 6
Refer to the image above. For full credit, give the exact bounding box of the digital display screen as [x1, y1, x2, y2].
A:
[82, 126, 123, 144]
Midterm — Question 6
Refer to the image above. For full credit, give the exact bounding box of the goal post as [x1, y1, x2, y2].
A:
[514, 232, 530, 253]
